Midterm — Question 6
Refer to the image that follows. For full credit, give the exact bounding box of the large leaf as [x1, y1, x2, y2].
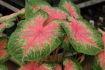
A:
[25, 0, 68, 23]
[59, 0, 82, 19]
[7, 10, 63, 63]
[61, 17, 103, 55]
[19, 62, 54, 70]
[63, 58, 83, 70]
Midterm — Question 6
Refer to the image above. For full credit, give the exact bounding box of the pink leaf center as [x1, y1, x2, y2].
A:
[69, 18, 97, 47]
[64, 2, 78, 19]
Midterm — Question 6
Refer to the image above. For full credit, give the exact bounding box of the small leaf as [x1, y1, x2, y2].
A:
[19, 62, 54, 70]
[59, 0, 82, 19]
[63, 58, 83, 70]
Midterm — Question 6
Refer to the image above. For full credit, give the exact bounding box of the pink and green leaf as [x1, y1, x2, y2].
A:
[95, 33, 105, 70]
[63, 58, 83, 70]
[25, 0, 50, 18]
[25, 1, 68, 23]
[7, 10, 63, 63]
[61, 18, 103, 55]
[19, 62, 54, 70]
[59, 0, 82, 19]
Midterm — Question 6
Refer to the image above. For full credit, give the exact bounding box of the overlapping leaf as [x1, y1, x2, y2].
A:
[7, 10, 63, 63]
[59, 0, 82, 19]
[95, 33, 105, 70]
[19, 62, 54, 70]
[63, 58, 83, 70]
[25, 0, 68, 23]
[61, 17, 103, 55]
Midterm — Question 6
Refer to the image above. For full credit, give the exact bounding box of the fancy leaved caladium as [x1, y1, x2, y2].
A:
[7, 10, 63, 63]
[25, 0, 68, 23]
[59, 0, 82, 19]
[19, 62, 54, 70]
[0, 37, 8, 63]
[61, 17, 103, 55]
[63, 58, 83, 70]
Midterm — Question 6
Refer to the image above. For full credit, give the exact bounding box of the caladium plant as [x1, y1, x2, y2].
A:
[59, 0, 82, 19]
[61, 17, 103, 55]
[7, 10, 64, 63]
[0, 0, 104, 70]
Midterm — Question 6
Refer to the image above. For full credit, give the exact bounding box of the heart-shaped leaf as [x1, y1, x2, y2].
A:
[7, 10, 63, 63]
[61, 17, 103, 55]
